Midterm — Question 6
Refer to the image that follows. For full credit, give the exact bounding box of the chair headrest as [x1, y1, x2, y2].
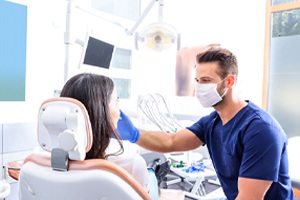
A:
[37, 97, 93, 161]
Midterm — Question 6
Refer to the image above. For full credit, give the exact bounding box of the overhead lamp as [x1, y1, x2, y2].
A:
[134, 22, 179, 52]
[126, 0, 180, 52]
[74, 0, 179, 52]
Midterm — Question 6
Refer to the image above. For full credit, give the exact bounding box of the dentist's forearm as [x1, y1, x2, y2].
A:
[136, 129, 174, 153]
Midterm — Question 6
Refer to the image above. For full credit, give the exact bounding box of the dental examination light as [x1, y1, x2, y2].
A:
[75, 0, 180, 52]
[131, 0, 180, 52]
[134, 22, 179, 52]
[64, 0, 179, 82]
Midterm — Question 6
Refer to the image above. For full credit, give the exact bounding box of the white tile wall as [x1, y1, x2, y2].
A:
[2, 122, 38, 154]
[1, 122, 38, 200]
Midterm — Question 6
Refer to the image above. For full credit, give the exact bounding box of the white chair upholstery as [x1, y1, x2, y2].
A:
[287, 136, 300, 190]
[19, 97, 151, 200]
[0, 180, 10, 200]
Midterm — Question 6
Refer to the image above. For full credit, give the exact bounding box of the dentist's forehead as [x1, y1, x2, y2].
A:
[195, 63, 221, 80]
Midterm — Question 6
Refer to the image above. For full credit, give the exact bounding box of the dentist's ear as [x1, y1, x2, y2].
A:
[226, 75, 236, 87]
[117, 110, 140, 143]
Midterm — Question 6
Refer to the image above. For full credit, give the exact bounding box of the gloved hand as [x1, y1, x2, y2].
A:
[117, 110, 140, 143]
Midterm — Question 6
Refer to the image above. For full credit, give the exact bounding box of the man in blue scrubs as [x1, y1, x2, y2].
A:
[118, 47, 294, 199]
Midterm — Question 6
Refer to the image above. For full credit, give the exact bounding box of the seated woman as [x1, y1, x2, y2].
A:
[60, 72, 159, 199]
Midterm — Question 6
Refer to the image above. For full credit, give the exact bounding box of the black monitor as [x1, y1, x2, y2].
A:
[82, 36, 114, 69]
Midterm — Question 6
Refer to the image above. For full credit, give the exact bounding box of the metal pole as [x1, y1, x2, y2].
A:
[64, 0, 74, 83]
[158, 0, 164, 23]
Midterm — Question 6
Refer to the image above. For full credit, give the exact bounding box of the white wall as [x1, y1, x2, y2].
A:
[134, 0, 266, 106]
[0, 0, 266, 123]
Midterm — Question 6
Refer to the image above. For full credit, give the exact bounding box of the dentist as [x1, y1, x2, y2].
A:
[118, 47, 294, 200]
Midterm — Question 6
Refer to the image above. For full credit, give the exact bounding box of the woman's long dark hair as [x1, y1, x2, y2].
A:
[60, 73, 124, 159]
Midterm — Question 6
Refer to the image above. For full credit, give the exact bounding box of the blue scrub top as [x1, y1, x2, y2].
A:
[187, 101, 294, 200]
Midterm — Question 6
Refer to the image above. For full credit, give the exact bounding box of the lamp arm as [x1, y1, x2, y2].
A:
[158, 0, 164, 23]
[75, 0, 159, 36]
[125, 0, 158, 35]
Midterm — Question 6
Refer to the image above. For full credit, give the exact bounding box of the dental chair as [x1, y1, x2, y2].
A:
[287, 136, 300, 197]
[18, 97, 152, 200]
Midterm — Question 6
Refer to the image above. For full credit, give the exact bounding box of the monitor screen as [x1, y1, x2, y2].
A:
[82, 36, 114, 69]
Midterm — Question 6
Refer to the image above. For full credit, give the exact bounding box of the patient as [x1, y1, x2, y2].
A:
[60, 72, 158, 197]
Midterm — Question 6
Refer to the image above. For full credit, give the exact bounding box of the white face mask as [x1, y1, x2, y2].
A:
[196, 78, 228, 107]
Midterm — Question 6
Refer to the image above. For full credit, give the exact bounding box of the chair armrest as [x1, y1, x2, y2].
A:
[6, 160, 24, 181]
[291, 178, 300, 190]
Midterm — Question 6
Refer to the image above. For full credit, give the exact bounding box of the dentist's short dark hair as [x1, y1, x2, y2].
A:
[196, 47, 238, 80]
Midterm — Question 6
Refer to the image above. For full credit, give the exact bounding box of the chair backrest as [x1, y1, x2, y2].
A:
[19, 97, 151, 200]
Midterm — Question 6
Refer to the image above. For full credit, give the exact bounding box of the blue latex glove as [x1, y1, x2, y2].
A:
[117, 110, 140, 143]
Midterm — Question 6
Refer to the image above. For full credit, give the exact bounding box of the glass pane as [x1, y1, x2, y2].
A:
[272, 8, 300, 37]
[112, 78, 131, 99]
[111, 47, 132, 70]
[268, 34, 300, 138]
[272, 0, 300, 6]
[91, 0, 140, 21]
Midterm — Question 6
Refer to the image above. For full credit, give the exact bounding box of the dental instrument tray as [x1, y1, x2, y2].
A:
[170, 160, 216, 181]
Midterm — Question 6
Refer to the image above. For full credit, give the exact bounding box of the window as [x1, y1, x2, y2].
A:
[272, 0, 300, 6]
[111, 47, 132, 99]
[79, 36, 133, 99]
[91, 0, 140, 21]
[272, 9, 300, 37]
[264, 0, 300, 138]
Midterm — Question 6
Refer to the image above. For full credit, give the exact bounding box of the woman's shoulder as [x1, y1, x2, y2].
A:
[107, 153, 147, 169]
[107, 153, 150, 192]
